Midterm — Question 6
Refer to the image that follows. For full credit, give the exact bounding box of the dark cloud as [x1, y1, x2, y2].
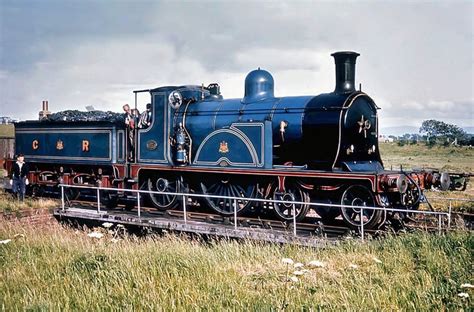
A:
[0, 0, 158, 71]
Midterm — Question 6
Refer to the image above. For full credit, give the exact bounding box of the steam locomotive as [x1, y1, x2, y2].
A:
[6, 51, 450, 229]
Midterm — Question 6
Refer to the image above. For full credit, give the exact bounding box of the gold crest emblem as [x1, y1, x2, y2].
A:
[146, 140, 158, 150]
[219, 141, 229, 153]
[56, 139, 64, 150]
[357, 115, 371, 138]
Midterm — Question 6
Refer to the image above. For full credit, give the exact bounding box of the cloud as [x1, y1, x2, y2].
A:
[378, 97, 474, 128]
[0, 0, 472, 129]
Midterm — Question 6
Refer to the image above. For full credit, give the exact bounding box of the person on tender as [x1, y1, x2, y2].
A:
[123, 104, 135, 161]
[10, 153, 29, 201]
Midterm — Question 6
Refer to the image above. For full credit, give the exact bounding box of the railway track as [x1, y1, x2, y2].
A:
[53, 196, 471, 247]
[55, 200, 357, 245]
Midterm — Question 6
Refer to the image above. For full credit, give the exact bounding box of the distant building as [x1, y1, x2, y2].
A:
[378, 135, 394, 143]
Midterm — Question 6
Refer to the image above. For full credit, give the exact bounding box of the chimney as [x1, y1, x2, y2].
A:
[331, 51, 360, 94]
[39, 100, 51, 120]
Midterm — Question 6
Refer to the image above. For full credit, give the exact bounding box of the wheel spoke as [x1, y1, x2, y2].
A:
[208, 183, 218, 194]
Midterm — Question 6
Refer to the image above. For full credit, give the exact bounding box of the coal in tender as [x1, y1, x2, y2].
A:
[46, 110, 125, 123]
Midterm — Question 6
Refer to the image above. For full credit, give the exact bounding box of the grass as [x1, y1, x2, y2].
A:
[0, 223, 472, 310]
[0, 190, 58, 214]
[379, 142, 474, 173]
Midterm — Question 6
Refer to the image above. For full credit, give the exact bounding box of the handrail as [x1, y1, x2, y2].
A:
[58, 184, 453, 240]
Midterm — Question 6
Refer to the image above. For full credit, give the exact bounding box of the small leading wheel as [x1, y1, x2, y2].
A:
[200, 175, 255, 216]
[147, 175, 181, 210]
[340, 185, 383, 229]
[272, 181, 310, 222]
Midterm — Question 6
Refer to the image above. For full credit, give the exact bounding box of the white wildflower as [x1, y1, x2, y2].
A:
[372, 257, 383, 264]
[307, 260, 326, 268]
[349, 264, 359, 269]
[289, 276, 299, 282]
[293, 270, 305, 276]
[111, 238, 120, 244]
[461, 283, 474, 289]
[294, 262, 304, 268]
[0, 239, 12, 244]
[458, 292, 469, 298]
[87, 232, 104, 239]
[102, 222, 113, 229]
[282, 258, 294, 265]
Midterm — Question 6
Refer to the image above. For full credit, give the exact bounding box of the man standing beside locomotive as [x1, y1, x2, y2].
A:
[9, 153, 29, 201]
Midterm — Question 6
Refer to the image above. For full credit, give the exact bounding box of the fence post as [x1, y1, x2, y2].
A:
[293, 204, 297, 237]
[137, 192, 141, 218]
[448, 200, 452, 229]
[360, 208, 364, 241]
[96, 187, 101, 213]
[61, 185, 65, 211]
[234, 199, 238, 230]
[182, 195, 187, 224]
[438, 214, 442, 235]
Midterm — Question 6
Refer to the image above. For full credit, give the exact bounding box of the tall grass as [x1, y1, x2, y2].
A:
[0, 190, 58, 213]
[0, 222, 472, 310]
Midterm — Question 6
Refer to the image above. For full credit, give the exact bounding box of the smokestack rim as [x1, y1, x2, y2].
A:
[330, 51, 360, 58]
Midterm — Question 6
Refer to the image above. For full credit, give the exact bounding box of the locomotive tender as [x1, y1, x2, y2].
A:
[7, 51, 450, 229]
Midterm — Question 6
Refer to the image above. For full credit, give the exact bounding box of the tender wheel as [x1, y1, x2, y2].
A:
[272, 181, 310, 222]
[147, 175, 181, 210]
[340, 185, 383, 229]
[200, 175, 255, 216]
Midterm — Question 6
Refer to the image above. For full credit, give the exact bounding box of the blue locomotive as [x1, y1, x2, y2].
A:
[7, 51, 449, 229]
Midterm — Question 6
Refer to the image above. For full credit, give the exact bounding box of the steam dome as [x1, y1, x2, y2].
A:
[243, 68, 274, 103]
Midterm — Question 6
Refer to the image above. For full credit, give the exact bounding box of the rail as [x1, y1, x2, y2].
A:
[58, 184, 457, 241]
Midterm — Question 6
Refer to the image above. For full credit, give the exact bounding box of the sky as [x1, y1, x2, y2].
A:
[0, 0, 473, 132]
